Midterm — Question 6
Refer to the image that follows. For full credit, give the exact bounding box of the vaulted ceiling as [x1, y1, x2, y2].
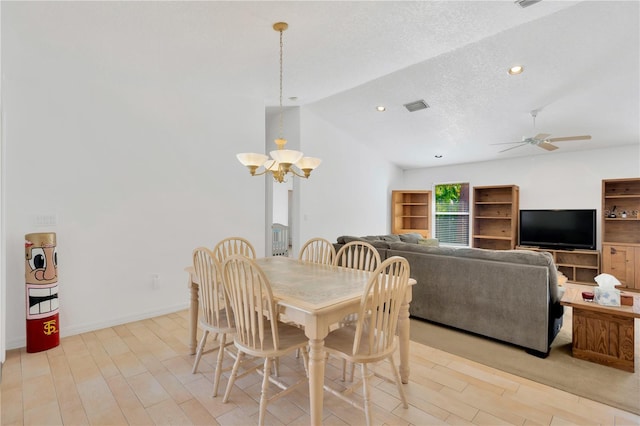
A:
[7, 1, 639, 169]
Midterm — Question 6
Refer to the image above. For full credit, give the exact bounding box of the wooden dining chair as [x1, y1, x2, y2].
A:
[192, 237, 255, 374]
[212, 237, 256, 263]
[221, 254, 309, 426]
[191, 247, 236, 397]
[271, 223, 289, 256]
[333, 240, 382, 379]
[322, 256, 410, 426]
[298, 237, 336, 265]
[334, 240, 381, 272]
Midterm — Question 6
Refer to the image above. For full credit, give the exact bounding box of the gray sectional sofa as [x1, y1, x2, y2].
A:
[334, 234, 564, 356]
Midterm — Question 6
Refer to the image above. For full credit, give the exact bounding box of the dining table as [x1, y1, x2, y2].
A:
[185, 256, 416, 425]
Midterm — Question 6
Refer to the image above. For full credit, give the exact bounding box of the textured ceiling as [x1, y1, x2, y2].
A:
[5, 1, 639, 169]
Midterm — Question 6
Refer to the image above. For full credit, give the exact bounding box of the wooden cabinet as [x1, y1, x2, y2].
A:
[472, 185, 519, 250]
[391, 190, 431, 238]
[517, 246, 600, 285]
[571, 305, 638, 372]
[602, 178, 640, 291]
[602, 243, 640, 290]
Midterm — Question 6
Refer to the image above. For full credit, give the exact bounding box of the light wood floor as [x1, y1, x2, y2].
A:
[2, 310, 639, 426]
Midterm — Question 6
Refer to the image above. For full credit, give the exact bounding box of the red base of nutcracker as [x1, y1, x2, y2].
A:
[26, 313, 59, 353]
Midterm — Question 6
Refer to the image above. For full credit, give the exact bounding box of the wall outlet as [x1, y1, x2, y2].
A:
[152, 274, 160, 289]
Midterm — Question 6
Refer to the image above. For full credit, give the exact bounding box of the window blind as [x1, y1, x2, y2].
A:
[434, 183, 470, 246]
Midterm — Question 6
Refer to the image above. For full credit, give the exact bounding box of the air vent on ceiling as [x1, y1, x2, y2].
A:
[515, 0, 542, 8]
[404, 100, 430, 112]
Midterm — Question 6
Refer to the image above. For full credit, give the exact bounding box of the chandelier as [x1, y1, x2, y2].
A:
[236, 22, 321, 183]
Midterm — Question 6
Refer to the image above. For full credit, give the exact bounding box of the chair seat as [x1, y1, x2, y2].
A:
[234, 320, 308, 358]
[198, 312, 235, 335]
[324, 325, 397, 364]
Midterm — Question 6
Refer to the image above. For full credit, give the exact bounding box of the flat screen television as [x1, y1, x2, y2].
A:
[519, 209, 596, 250]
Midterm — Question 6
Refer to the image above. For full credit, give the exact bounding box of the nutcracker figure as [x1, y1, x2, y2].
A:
[25, 232, 59, 352]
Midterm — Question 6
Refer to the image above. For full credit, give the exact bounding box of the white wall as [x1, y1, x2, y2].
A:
[295, 106, 404, 250]
[0, 1, 4, 365]
[266, 109, 294, 227]
[272, 182, 291, 225]
[2, 7, 267, 349]
[1, 4, 403, 351]
[402, 145, 640, 249]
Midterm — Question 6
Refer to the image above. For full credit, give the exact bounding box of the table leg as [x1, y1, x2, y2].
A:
[188, 278, 199, 355]
[307, 338, 325, 426]
[398, 286, 412, 383]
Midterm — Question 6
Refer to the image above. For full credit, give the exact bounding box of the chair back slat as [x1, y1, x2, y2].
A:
[222, 255, 279, 352]
[193, 247, 231, 328]
[334, 241, 381, 272]
[213, 237, 256, 263]
[352, 256, 410, 356]
[299, 238, 336, 265]
[272, 224, 289, 256]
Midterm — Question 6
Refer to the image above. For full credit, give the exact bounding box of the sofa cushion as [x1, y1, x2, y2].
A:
[337, 235, 370, 244]
[338, 235, 390, 249]
[342, 235, 370, 244]
[417, 238, 439, 247]
[454, 248, 553, 267]
[378, 234, 401, 242]
[398, 233, 422, 244]
[388, 242, 458, 255]
[369, 240, 391, 249]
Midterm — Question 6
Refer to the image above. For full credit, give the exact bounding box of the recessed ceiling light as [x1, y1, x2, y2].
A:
[376, 106, 386, 112]
[435, 155, 443, 159]
[508, 65, 524, 75]
[289, 96, 298, 101]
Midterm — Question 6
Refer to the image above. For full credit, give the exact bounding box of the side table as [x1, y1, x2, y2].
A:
[561, 283, 640, 372]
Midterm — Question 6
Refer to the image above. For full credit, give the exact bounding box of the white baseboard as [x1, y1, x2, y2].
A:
[5, 303, 190, 350]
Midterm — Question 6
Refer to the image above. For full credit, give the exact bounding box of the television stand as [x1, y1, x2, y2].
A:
[516, 246, 600, 285]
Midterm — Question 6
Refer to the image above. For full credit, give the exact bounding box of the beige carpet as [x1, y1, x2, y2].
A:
[409, 309, 640, 415]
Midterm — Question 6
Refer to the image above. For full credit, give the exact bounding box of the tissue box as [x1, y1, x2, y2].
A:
[594, 287, 621, 306]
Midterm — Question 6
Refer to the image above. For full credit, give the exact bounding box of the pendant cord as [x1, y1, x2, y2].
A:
[278, 28, 284, 140]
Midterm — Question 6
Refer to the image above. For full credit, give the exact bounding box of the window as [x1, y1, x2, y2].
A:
[434, 183, 470, 246]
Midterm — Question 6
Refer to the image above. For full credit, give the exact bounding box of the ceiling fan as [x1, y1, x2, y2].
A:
[494, 111, 591, 153]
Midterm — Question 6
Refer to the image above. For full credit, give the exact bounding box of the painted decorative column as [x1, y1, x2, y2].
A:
[25, 232, 59, 352]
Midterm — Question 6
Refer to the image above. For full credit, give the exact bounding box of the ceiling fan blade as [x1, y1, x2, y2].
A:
[547, 135, 592, 142]
[499, 143, 528, 153]
[533, 133, 551, 141]
[538, 142, 559, 151]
